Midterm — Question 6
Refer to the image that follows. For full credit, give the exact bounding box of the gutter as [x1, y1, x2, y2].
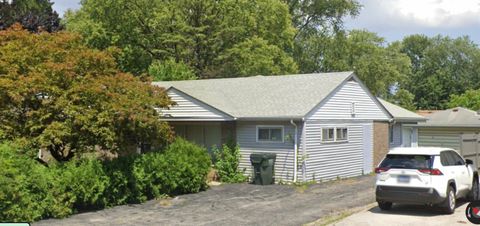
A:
[290, 119, 298, 183]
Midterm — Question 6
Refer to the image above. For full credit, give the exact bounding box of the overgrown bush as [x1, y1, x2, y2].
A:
[0, 143, 51, 222]
[213, 144, 247, 183]
[103, 155, 138, 205]
[0, 139, 212, 222]
[162, 138, 212, 194]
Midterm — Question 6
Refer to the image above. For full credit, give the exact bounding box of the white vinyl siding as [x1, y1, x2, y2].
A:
[307, 80, 389, 121]
[160, 89, 232, 121]
[304, 121, 372, 181]
[237, 121, 302, 182]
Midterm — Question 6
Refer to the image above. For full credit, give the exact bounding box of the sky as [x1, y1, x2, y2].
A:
[50, 0, 480, 44]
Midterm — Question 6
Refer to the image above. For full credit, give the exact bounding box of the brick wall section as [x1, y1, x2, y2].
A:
[373, 122, 389, 168]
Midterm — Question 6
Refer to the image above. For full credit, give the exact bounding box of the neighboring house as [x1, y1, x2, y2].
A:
[414, 107, 480, 166]
[377, 98, 426, 149]
[153, 72, 392, 182]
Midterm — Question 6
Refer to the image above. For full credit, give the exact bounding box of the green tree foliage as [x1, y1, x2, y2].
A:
[0, 25, 173, 161]
[400, 35, 480, 109]
[0, 0, 62, 32]
[388, 89, 416, 111]
[295, 29, 411, 97]
[448, 89, 480, 110]
[218, 37, 298, 77]
[213, 144, 247, 183]
[288, 0, 362, 72]
[149, 59, 197, 81]
[64, 0, 297, 78]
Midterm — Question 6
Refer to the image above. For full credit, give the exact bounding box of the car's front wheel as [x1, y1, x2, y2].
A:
[441, 186, 456, 214]
[378, 201, 392, 211]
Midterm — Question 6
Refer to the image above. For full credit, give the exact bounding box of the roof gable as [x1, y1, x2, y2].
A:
[305, 76, 391, 121]
[159, 88, 234, 121]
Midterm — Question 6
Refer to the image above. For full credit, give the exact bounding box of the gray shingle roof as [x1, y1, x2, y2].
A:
[417, 107, 480, 127]
[153, 72, 354, 119]
[377, 98, 425, 122]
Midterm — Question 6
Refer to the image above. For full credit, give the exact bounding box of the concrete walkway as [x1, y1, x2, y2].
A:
[34, 175, 375, 226]
[333, 201, 470, 226]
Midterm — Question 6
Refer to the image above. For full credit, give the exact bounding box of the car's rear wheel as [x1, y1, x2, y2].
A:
[378, 201, 392, 211]
[468, 177, 479, 201]
[441, 186, 456, 214]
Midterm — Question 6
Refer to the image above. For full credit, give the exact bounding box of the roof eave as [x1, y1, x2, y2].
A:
[236, 116, 303, 121]
[394, 117, 427, 123]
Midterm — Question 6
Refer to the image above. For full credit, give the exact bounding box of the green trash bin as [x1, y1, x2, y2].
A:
[250, 153, 276, 185]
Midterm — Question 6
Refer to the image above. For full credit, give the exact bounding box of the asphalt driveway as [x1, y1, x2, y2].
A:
[34, 175, 375, 226]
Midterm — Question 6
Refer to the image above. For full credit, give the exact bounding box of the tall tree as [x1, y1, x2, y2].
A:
[64, 0, 297, 78]
[286, 0, 362, 73]
[400, 35, 480, 109]
[0, 0, 62, 32]
[295, 29, 411, 98]
[0, 25, 173, 161]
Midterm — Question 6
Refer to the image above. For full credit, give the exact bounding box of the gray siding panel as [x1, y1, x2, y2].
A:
[308, 80, 389, 121]
[304, 121, 371, 181]
[418, 128, 464, 150]
[236, 121, 302, 182]
[161, 89, 230, 120]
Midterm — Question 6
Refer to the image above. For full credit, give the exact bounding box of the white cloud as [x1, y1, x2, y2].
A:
[345, 0, 480, 44]
[391, 0, 480, 27]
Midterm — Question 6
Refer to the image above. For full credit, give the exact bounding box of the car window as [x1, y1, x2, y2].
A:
[448, 151, 465, 166]
[441, 151, 457, 166]
[379, 154, 433, 169]
[440, 151, 453, 166]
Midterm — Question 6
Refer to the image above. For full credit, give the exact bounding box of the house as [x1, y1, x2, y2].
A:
[153, 72, 393, 182]
[377, 98, 426, 149]
[413, 107, 480, 166]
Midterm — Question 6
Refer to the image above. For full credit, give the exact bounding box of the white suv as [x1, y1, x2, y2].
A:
[375, 147, 479, 214]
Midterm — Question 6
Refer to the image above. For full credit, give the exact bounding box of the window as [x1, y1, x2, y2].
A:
[440, 151, 464, 166]
[336, 128, 348, 141]
[257, 126, 284, 142]
[322, 128, 335, 141]
[380, 154, 433, 169]
[322, 127, 348, 142]
[449, 151, 465, 166]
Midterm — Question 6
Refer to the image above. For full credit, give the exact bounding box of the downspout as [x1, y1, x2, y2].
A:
[290, 119, 298, 183]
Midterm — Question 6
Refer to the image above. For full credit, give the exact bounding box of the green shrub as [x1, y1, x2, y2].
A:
[213, 144, 247, 183]
[0, 143, 51, 222]
[133, 152, 168, 201]
[103, 155, 138, 205]
[162, 138, 212, 194]
[0, 139, 212, 222]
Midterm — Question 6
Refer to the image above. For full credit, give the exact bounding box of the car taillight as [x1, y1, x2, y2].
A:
[375, 167, 389, 173]
[418, 168, 443, 175]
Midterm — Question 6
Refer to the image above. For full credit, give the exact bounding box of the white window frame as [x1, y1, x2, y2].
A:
[322, 126, 349, 143]
[256, 125, 284, 143]
[336, 127, 348, 141]
[321, 127, 335, 142]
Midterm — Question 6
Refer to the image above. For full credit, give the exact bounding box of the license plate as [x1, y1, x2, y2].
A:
[397, 175, 410, 183]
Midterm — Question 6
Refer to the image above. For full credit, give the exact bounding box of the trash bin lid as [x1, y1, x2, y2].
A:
[250, 152, 276, 161]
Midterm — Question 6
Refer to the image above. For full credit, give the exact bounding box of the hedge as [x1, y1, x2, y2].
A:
[0, 138, 211, 222]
